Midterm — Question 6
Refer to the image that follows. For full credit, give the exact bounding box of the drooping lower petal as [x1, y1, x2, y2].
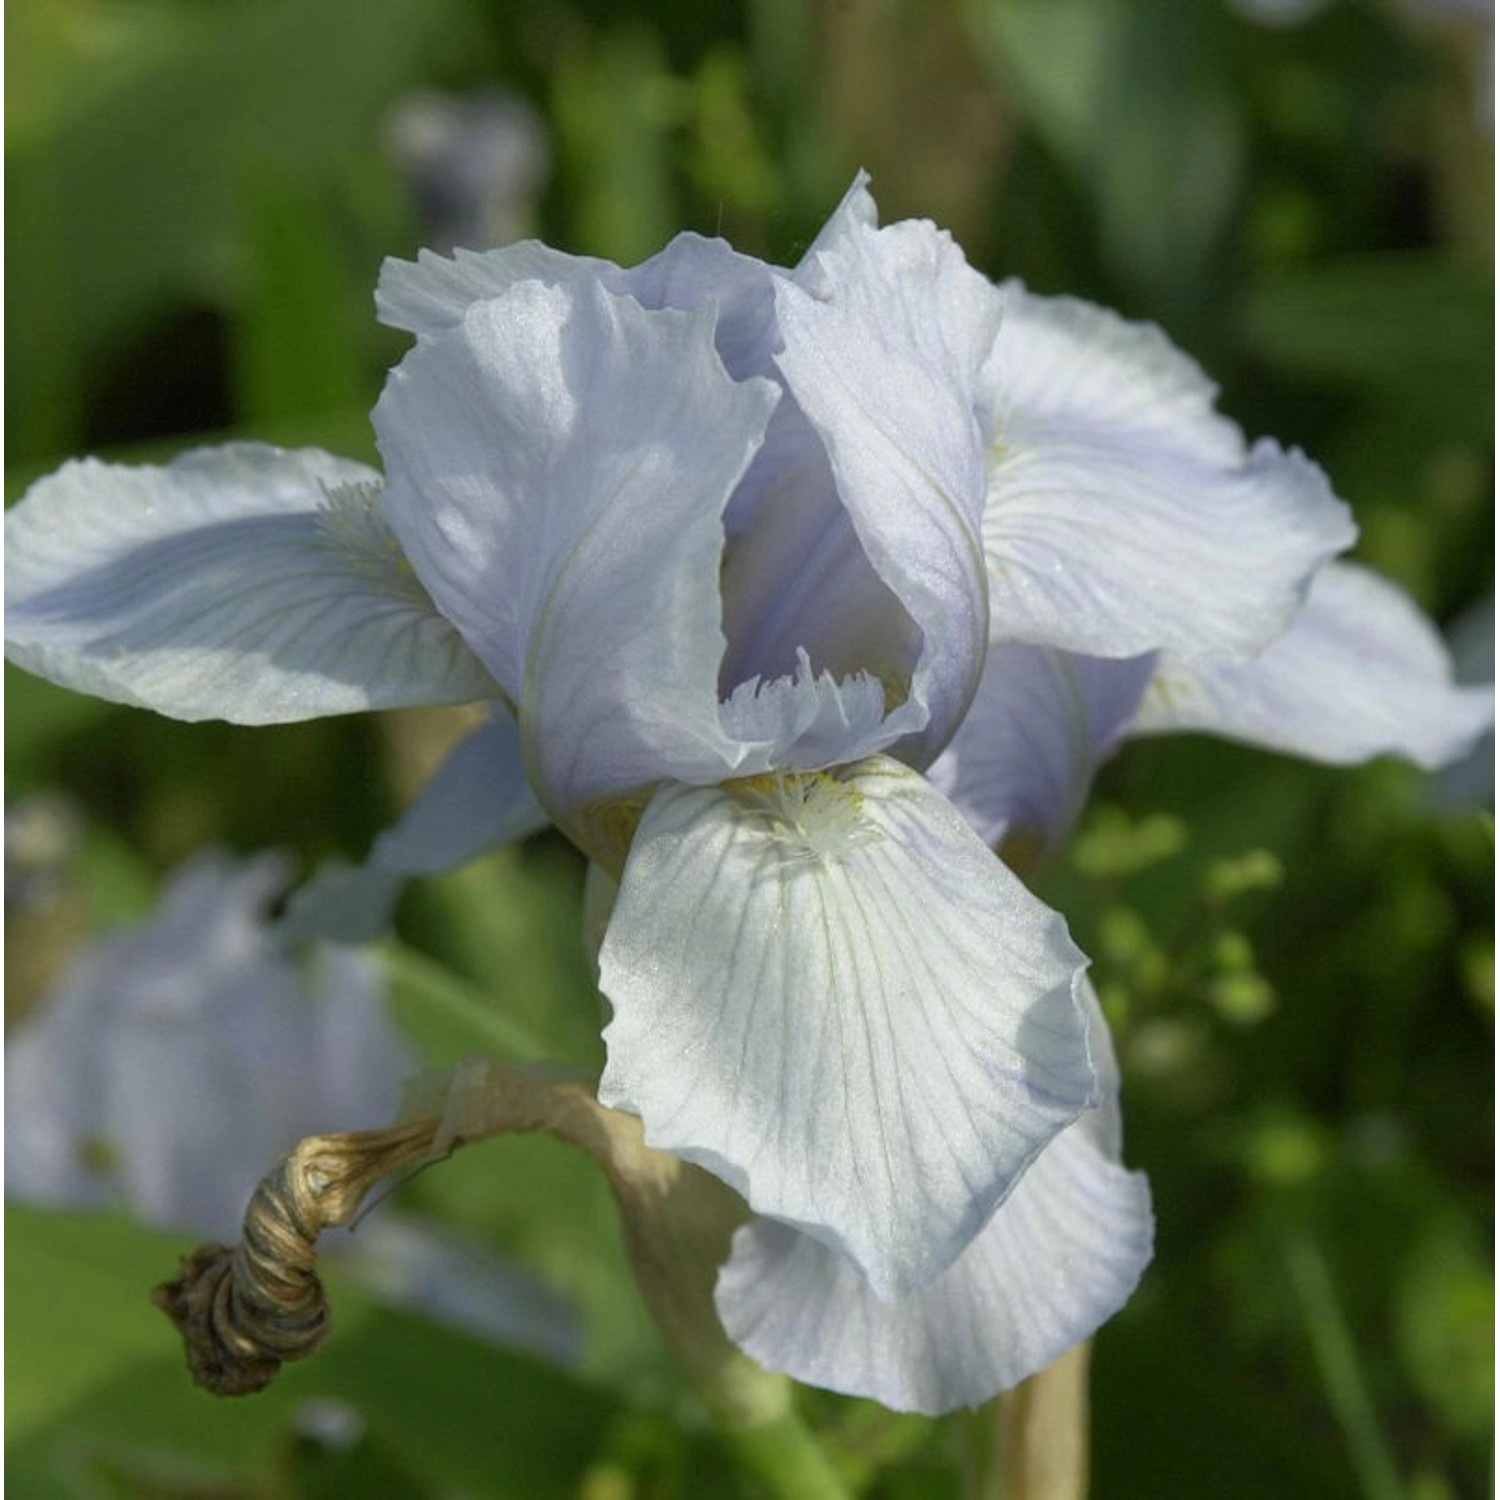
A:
[927, 643, 1156, 858]
[715, 1115, 1152, 1414]
[281, 709, 549, 942]
[373, 276, 780, 829]
[985, 285, 1356, 660]
[1134, 561, 1496, 769]
[597, 756, 1093, 1302]
[714, 978, 1152, 1414]
[4, 445, 496, 724]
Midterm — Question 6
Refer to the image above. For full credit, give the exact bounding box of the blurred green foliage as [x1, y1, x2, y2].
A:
[5, 0, 1492, 1495]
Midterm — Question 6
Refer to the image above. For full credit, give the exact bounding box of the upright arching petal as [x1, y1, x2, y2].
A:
[376, 240, 630, 339]
[714, 980, 1152, 1414]
[373, 276, 781, 833]
[985, 285, 1356, 659]
[794, 170, 879, 279]
[1135, 561, 1496, 769]
[773, 217, 1004, 766]
[4, 446, 496, 723]
[597, 755, 1093, 1301]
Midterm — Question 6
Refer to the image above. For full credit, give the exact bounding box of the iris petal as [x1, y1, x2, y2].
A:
[929, 643, 1155, 856]
[374, 275, 780, 832]
[1136, 561, 1496, 769]
[282, 709, 549, 943]
[774, 217, 1002, 765]
[714, 980, 1151, 1415]
[986, 285, 1356, 659]
[4, 445, 495, 724]
[597, 755, 1093, 1300]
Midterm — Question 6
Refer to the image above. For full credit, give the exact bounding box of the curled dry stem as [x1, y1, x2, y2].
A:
[151, 1059, 756, 1409]
[152, 1117, 440, 1395]
[152, 1058, 849, 1498]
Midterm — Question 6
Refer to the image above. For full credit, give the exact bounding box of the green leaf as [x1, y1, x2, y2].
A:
[6, 1204, 623, 1498]
[551, 25, 677, 263]
[1240, 256, 1495, 440]
[7, 0, 464, 465]
[229, 167, 372, 429]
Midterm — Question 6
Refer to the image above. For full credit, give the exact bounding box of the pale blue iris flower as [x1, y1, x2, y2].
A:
[6, 852, 409, 1238]
[6, 178, 1488, 1412]
[4, 851, 581, 1365]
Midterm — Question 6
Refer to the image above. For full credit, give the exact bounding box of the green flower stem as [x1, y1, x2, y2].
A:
[1283, 1233, 1405, 1500]
[710, 1386, 854, 1500]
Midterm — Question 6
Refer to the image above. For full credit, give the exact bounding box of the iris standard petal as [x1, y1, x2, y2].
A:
[376, 240, 629, 338]
[596, 755, 1093, 1301]
[773, 216, 1002, 765]
[373, 276, 780, 834]
[717, 390, 923, 715]
[624, 232, 782, 379]
[793, 170, 879, 280]
[927, 644, 1156, 856]
[714, 978, 1151, 1414]
[985, 285, 1356, 659]
[633, 206, 924, 707]
[379, 227, 779, 375]
[629, 232, 930, 706]
[1135, 561, 1496, 770]
[4, 445, 496, 724]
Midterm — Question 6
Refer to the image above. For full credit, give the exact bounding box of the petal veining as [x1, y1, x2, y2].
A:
[715, 978, 1151, 1414]
[4, 445, 496, 723]
[597, 755, 1093, 1300]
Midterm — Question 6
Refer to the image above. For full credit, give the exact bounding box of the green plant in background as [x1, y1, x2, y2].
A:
[6, 1, 1492, 1497]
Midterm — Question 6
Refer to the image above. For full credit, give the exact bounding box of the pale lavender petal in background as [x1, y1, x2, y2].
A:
[928, 643, 1155, 854]
[5, 853, 413, 1241]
